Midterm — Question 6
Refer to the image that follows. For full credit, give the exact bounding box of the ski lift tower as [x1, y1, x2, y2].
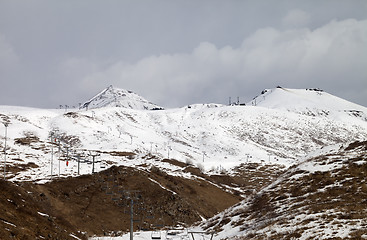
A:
[3, 122, 9, 180]
[49, 132, 54, 179]
[88, 151, 100, 174]
[123, 190, 141, 240]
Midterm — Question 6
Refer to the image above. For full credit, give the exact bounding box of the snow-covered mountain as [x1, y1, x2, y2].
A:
[1, 87, 366, 183]
[80, 85, 163, 110]
[249, 87, 367, 120]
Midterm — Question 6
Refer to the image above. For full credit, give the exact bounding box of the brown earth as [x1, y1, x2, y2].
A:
[1, 162, 242, 239]
[0, 179, 85, 240]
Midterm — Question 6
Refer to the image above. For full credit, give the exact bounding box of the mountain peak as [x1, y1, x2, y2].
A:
[80, 85, 163, 110]
[248, 87, 367, 119]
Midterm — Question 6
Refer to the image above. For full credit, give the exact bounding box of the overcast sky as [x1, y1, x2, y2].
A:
[0, 0, 366, 108]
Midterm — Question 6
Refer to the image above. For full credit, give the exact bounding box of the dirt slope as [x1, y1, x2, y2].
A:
[1, 162, 241, 239]
[0, 179, 86, 240]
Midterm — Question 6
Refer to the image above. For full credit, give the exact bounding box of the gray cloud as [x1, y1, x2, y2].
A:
[0, 0, 366, 108]
[282, 9, 311, 28]
[79, 19, 367, 107]
[0, 34, 18, 68]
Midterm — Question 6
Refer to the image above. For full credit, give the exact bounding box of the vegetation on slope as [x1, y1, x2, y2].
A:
[202, 141, 367, 239]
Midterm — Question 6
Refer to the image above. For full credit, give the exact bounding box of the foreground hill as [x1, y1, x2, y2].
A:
[1, 156, 248, 239]
[0, 179, 86, 239]
[200, 141, 367, 239]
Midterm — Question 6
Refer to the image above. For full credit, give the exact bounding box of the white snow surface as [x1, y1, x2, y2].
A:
[80, 85, 162, 110]
[89, 228, 211, 240]
[0, 88, 366, 183]
[250, 87, 367, 120]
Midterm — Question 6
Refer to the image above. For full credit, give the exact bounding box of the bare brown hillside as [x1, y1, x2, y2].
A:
[1, 161, 242, 239]
[0, 179, 86, 240]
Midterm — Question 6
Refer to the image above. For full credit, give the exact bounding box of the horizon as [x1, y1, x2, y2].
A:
[1, 85, 366, 110]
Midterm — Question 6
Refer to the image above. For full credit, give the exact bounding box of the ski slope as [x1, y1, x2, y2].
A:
[0, 87, 366, 182]
[250, 87, 367, 121]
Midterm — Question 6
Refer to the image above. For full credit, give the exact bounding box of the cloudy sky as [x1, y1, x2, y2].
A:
[0, 0, 366, 108]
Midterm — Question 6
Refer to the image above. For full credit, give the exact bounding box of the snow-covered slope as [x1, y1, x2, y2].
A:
[249, 87, 367, 121]
[80, 85, 163, 110]
[0, 87, 366, 183]
[198, 141, 367, 239]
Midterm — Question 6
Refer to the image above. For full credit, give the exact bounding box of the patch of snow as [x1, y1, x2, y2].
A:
[1, 219, 16, 227]
[37, 211, 50, 217]
[148, 177, 177, 195]
[70, 233, 82, 240]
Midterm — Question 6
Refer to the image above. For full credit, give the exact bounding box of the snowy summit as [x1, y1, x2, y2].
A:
[80, 85, 163, 110]
[249, 87, 367, 120]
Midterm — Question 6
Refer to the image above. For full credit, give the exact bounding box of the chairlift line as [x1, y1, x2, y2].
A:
[47, 129, 169, 237]
[3, 122, 9, 180]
